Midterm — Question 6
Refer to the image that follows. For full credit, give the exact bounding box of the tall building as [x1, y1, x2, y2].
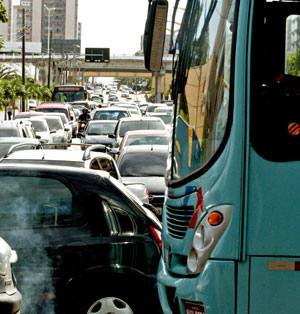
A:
[0, 0, 80, 54]
[286, 15, 300, 53]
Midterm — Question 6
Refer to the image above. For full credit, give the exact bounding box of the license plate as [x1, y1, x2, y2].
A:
[184, 300, 205, 314]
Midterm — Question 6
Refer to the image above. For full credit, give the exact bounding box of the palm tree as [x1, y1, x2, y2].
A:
[0, 0, 8, 50]
[0, 64, 18, 80]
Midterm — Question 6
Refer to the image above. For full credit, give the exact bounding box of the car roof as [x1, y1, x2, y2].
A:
[124, 129, 169, 136]
[37, 102, 70, 109]
[43, 115, 62, 120]
[118, 116, 164, 122]
[0, 163, 111, 185]
[3, 149, 113, 162]
[119, 144, 169, 154]
[0, 137, 40, 144]
[15, 112, 45, 118]
[87, 120, 118, 125]
[29, 116, 48, 122]
[94, 107, 129, 112]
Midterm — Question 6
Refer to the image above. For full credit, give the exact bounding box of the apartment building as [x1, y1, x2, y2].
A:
[0, 0, 80, 54]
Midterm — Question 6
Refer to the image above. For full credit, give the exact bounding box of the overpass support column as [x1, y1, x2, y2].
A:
[153, 72, 162, 103]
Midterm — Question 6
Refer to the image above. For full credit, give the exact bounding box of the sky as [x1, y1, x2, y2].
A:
[78, 0, 150, 55]
[78, 0, 177, 56]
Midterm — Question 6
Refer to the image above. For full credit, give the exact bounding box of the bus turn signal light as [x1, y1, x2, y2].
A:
[207, 211, 223, 226]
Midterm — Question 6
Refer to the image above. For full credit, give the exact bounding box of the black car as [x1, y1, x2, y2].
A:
[0, 164, 162, 314]
[117, 145, 169, 212]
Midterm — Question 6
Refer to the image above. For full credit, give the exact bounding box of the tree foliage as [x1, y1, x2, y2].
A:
[286, 49, 300, 76]
[0, 0, 8, 49]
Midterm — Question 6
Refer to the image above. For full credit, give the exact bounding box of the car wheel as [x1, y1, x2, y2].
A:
[87, 296, 133, 314]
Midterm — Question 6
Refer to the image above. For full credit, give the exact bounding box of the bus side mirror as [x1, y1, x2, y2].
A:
[143, 0, 168, 72]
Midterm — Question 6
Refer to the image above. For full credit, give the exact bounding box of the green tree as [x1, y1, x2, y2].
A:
[0, 64, 18, 80]
[286, 49, 300, 76]
[0, 0, 8, 49]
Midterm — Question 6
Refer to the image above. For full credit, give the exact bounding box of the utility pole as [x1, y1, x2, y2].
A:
[47, 30, 52, 87]
[44, 5, 55, 87]
[21, 8, 26, 112]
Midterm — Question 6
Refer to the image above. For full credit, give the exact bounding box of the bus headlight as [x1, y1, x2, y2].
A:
[187, 205, 232, 274]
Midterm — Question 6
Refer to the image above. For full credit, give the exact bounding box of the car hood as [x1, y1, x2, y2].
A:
[122, 176, 166, 194]
[84, 135, 115, 146]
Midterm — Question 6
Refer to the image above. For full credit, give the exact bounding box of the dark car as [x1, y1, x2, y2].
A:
[0, 164, 162, 314]
[117, 145, 169, 211]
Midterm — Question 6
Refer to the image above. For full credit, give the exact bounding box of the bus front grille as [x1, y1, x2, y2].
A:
[166, 205, 195, 239]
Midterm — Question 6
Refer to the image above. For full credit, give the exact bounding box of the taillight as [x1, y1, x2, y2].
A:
[145, 189, 151, 204]
[150, 226, 162, 251]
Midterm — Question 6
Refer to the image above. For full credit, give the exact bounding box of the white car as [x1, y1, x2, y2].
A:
[43, 112, 72, 143]
[29, 117, 53, 145]
[43, 115, 68, 148]
[28, 99, 38, 110]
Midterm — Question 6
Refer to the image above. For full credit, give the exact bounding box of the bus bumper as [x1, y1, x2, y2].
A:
[157, 258, 235, 314]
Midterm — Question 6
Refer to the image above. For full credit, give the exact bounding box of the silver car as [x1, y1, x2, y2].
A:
[43, 115, 68, 148]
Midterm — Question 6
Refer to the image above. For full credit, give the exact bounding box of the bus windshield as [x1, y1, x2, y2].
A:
[52, 86, 86, 102]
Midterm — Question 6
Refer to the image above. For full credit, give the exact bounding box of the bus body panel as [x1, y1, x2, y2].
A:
[158, 259, 235, 314]
[248, 149, 300, 256]
[249, 257, 300, 313]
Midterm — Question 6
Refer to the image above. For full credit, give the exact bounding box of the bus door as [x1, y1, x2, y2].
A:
[248, 1, 300, 313]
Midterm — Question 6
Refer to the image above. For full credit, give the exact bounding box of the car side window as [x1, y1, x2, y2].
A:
[0, 176, 83, 229]
[111, 206, 138, 235]
[90, 159, 101, 170]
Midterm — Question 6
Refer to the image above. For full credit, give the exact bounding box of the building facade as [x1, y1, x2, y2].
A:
[0, 0, 80, 54]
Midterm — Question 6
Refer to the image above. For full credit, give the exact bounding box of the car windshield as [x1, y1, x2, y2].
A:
[125, 135, 169, 146]
[86, 122, 117, 135]
[119, 120, 165, 137]
[31, 120, 48, 132]
[118, 152, 168, 177]
[93, 111, 129, 120]
[154, 114, 172, 125]
[44, 117, 63, 131]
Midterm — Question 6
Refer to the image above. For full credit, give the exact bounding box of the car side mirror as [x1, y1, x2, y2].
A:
[110, 147, 119, 155]
[108, 134, 116, 139]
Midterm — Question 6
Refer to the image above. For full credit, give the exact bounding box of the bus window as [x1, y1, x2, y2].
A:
[172, 0, 235, 180]
[52, 85, 87, 102]
[285, 15, 300, 77]
[251, 7, 300, 161]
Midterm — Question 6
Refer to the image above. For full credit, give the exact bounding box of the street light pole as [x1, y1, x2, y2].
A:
[44, 4, 55, 87]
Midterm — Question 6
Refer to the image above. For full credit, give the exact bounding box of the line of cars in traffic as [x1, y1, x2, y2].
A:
[0, 96, 174, 313]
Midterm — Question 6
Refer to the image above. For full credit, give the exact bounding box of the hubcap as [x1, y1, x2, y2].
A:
[87, 297, 134, 314]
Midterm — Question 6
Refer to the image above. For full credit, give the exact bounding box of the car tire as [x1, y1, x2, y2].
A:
[82, 285, 140, 314]
[64, 276, 158, 314]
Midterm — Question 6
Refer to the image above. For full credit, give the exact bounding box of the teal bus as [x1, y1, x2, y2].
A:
[145, 0, 300, 313]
